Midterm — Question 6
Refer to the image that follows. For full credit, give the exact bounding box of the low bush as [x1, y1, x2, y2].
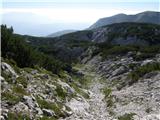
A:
[2, 92, 21, 105]
[118, 113, 136, 120]
[129, 62, 160, 85]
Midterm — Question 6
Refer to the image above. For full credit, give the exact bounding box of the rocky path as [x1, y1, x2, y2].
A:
[86, 76, 110, 120]
[60, 72, 111, 120]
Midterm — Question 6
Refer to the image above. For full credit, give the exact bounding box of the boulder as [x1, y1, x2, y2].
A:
[23, 96, 38, 109]
[111, 66, 127, 77]
[35, 108, 43, 115]
[42, 109, 55, 116]
[143, 71, 159, 79]
[42, 74, 49, 79]
[11, 102, 29, 113]
[31, 70, 38, 75]
[1, 62, 18, 78]
[141, 59, 153, 66]
[58, 81, 75, 95]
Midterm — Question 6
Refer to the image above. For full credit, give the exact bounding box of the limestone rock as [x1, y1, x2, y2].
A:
[42, 109, 55, 116]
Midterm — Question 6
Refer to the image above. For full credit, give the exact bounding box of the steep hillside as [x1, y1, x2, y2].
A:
[92, 22, 160, 45]
[26, 22, 160, 46]
[78, 46, 160, 120]
[1, 59, 92, 120]
[89, 11, 160, 29]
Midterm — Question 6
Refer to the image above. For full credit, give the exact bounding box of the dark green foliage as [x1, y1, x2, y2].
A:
[39, 116, 57, 120]
[16, 76, 28, 88]
[1, 25, 34, 67]
[105, 22, 160, 45]
[1, 25, 68, 74]
[2, 92, 21, 105]
[118, 113, 136, 120]
[133, 53, 155, 61]
[7, 112, 30, 120]
[36, 98, 66, 118]
[103, 88, 112, 98]
[55, 85, 68, 100]
[98, 42, 160, 59]
[12, 85, 28, 95]
[102, 87, 114, 107]
[129, 62, 160, 85]
[98, 44, 138, 58]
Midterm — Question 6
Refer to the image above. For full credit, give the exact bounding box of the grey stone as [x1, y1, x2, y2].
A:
[111, 66, 127, 77]
[23, 96, 38, 109]
[11, 102, 29, 113]
[42, 109, 55, 116]
[35, 108, 43, 115]
[1, 62, 18, 78]
[31, 70, 38, 75]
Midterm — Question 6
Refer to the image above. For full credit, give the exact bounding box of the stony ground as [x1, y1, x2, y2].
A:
[60, 66, 112, 120]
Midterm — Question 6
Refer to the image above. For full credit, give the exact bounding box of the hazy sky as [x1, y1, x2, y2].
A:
[1, 0, 159, 36]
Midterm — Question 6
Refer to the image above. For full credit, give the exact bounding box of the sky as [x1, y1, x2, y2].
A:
[1, 0, 160, 36]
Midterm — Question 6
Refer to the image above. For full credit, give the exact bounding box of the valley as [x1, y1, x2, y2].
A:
[1, 11, 160, 120]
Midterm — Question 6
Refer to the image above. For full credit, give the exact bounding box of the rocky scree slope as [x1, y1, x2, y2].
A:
[1, 59, 91, 120]
[81, 48, 160, 120]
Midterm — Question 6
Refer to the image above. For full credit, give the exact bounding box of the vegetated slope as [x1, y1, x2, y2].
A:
[1, 25, 92, 120]
[92, 22, 160, 45]
[1, 21, 160, 120]
[89, 11, 160, 29]
[17, 22, 160, 67]
[47, 30, 77, 37]
[18, 30, 94, 63]
[79, 44, 160, 120]
[25, 22, 160, 47]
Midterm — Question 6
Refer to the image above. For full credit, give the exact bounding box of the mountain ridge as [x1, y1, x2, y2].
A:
[89, 11, 160, 29]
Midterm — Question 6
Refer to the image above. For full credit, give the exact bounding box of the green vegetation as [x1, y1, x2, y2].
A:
[71, 83, 90, 99]
[39, 116, 57, 120]
[145, 107, 152, 113]
[7, 112, 30, 120]
[118, 113, 136, 120]
[16, 76, 28, 88]
[12, 85, 28, 95]
[129, 62, 160, 85]
[55, 85, 68, 100]
[97, 42, 160, 60]
[105, 22, 160, 44]
[1, 25, 70, 74]
[102, 87, 114, 107]
[103, 88, 112, 98]
[36, 98, 67, 118]
[2, 92, 21, 105]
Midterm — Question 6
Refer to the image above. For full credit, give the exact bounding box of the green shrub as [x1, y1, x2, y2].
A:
[102, 87, 114, 107]
[39, 116, 57, 120]
[12, 85, 28, 95]
[36, 98, 65, 117]
[129, 62, 160, 85]
[2, 92, 21, 105]
[16, 76, 28, 88]
[55, 86, 68, 100]
[133, 53, 155, 61]
[7, 112, 30, 120]
[103, 88, 112, 98]
[118, 113, 136, 120]
[71, 83, 89, 99]
[1, 25, 68, 74]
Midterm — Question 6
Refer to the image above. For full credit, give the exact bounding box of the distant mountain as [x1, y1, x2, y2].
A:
[25, 22, 160, 47]
[89, 11, 160, 29]
[47, 30, 77, 37]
